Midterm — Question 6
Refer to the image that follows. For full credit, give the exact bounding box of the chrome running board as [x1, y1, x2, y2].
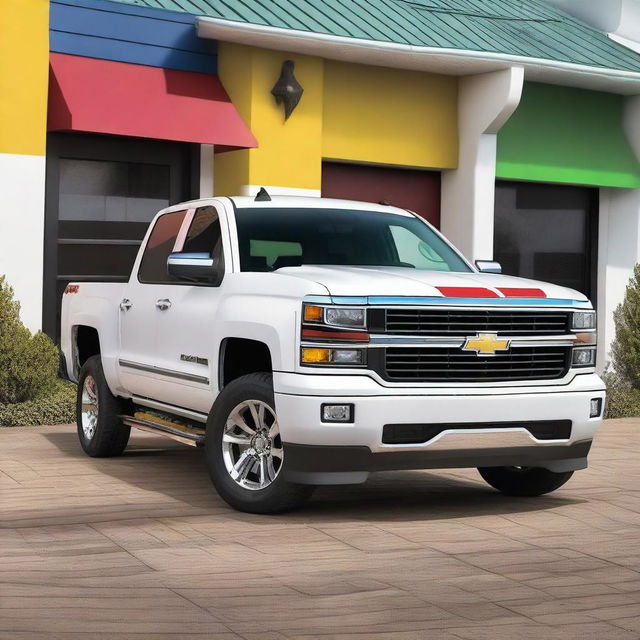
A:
[121, 412, 206, 447]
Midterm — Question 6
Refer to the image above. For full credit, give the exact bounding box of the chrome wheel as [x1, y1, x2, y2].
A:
[222, 400, 283, 491]
[81, 375, 99, 440]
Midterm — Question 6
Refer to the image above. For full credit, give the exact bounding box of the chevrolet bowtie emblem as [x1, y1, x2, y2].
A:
[462, 332, 511, 356]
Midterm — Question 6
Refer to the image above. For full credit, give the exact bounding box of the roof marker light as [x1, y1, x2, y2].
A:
[255, 187, 271, 202]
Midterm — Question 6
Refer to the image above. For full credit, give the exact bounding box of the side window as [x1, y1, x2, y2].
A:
[182, 206, 224, 263]
[390, 225, 452, 271]
[138, 210, 187, 283]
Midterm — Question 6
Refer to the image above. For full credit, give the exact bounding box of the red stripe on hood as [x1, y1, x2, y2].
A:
[498, 288, 547, 298]
[436, 287, 499, 298]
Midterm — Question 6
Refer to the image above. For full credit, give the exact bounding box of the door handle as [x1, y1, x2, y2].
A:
[120, 298, 133, 311]
[156, 298, 171, 311]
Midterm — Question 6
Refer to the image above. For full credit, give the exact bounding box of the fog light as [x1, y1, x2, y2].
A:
[321, 404, 354, 423]
[331, 349, 363, 364]
[572, 347, 596, 367]
[590, 398, 603, 418]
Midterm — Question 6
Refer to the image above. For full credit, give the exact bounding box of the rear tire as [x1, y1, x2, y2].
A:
[205, 373, 314, 514]
[76, 355, 130, 457]
[478, 465, 573, 497]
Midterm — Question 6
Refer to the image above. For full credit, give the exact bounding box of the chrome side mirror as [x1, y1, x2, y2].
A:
[167, 252, 223, 284]
[475, 260, 502, 274]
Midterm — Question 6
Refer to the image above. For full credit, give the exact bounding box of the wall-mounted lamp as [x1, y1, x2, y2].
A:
[271, 60, 303, 121]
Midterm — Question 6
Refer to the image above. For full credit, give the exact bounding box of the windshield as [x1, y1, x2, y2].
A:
[235, 208, 471, 273]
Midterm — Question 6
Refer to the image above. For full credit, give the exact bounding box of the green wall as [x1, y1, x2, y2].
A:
[496, 82, 640, 188]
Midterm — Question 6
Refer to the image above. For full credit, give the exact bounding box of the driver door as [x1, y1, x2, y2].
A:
[152, 204, 230, 413]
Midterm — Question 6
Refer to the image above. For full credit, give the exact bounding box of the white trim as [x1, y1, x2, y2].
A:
[199, 144, 214, 198]
[609, 32, 640, 54]
[597, 187, 610, 373]
[240, 184, 321, 198]
[441, 67, 524, 262]
[597, 95, 640, 373]
[197, 17, 640, 94]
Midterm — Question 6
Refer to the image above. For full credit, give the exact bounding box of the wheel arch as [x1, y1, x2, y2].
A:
[72, 324, 101, 379]
[218, 337, 274, 390]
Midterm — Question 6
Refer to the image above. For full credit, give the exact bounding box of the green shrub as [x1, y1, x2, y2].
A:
[611, 264, 640, 389]
[0, 276, 59, 404]
[0, 379, 76, 427]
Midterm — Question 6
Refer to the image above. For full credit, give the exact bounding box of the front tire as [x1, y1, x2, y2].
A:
[76, 355, 130, 457]
[205, 373, 314, 514]
[478, 465, 573, 497]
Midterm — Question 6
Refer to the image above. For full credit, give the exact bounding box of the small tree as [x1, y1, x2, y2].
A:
[611, 264, 640, 389]
[0, 276, 59, 404]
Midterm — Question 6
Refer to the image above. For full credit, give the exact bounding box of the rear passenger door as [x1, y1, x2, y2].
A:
[117, 209, 188, 399]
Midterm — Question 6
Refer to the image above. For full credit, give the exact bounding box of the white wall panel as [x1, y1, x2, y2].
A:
[0, 153, 46, 333]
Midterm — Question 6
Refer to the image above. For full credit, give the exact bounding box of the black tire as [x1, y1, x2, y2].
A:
[76, 355, 130, 457]
[205, 372, 315, 514]
[477, 465, 574, 497]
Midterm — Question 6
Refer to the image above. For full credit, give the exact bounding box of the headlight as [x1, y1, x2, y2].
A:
[572, 311, 596, 330]
[303, 304, 367, 329]
[325, 307, 366, 328]
[572, 347, 596, 367]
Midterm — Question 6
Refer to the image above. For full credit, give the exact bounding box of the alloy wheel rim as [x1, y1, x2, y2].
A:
[222, 400, 283, 491]
[81, 375, 99, 441]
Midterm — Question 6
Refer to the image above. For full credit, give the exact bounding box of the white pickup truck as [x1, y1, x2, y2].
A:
[61, 194, 605, 513]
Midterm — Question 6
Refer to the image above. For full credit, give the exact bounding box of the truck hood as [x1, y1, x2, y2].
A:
[276, 265, 589, 302]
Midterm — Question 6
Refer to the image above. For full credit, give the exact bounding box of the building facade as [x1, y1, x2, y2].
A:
[2, 0, 640, 370]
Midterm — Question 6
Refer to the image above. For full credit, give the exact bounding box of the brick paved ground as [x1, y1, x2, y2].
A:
[1, 419, 639, 640]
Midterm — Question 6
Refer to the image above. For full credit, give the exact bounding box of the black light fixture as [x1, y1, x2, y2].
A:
[271, 60, 303, 121]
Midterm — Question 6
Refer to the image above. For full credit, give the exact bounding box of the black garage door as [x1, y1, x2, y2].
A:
[44, 133, 196, 340]
[494, 181, 598, 299]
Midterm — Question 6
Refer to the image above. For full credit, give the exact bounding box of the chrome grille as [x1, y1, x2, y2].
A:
[383, 346, 570, 382]
[385, 309, 570, 336]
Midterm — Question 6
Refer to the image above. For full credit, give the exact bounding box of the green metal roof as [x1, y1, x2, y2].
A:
[114, 0, 640, 73]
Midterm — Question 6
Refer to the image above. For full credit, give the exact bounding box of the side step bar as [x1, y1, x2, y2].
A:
[121, 413, 206, 447]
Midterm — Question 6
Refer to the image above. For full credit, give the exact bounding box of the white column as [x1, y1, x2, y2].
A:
[441, 67, 524, 262]
[199, 144, 215, 197]
[0, 153, 46, 333]
[597, 94, 640, 371]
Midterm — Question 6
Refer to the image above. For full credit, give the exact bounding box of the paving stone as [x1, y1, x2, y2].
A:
[1, 419, 639, 639]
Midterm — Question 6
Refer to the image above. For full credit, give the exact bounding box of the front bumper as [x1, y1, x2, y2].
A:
[273, 372, 605, 485]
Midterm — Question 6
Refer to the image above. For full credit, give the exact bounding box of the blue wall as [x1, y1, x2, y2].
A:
[50, 0, 217, 74]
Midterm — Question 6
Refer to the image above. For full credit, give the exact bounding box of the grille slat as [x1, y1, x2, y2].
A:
[383, 346, 569, 382]
[385, 309, 570, 336]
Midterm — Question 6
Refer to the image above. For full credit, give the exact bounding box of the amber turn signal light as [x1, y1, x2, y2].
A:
[303, 304, 323, 323]
[575, 332, 596, 345]
[301, 348, 331, 363]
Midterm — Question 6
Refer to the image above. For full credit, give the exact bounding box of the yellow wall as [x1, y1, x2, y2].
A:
[215, 45, 458, 195]
[216, 43, 324, 195]
[323, 60, 458, 169]
[0, 0, 49, 156]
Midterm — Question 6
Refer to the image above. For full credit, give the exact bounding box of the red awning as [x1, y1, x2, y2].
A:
[48, 53, 257, 150]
